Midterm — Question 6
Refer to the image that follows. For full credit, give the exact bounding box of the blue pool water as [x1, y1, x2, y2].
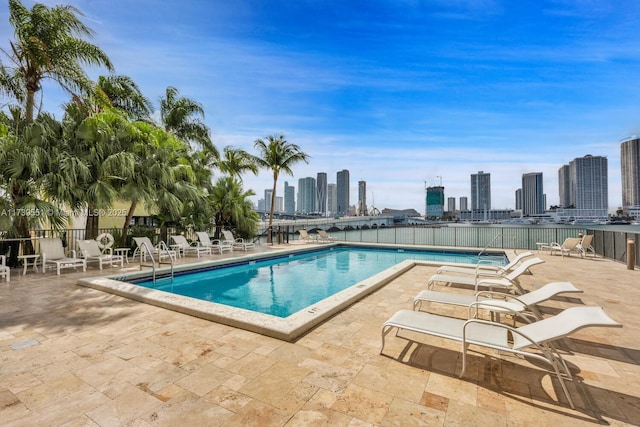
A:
[135, 247, 506, 318]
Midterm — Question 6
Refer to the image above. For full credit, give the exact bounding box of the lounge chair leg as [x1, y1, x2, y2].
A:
[459, 343, 468, 378]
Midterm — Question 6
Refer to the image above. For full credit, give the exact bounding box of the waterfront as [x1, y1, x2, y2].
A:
[1, 245, 637, 425]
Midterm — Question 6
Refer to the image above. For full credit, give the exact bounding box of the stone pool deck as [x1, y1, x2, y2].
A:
[0, 245, 638, 426]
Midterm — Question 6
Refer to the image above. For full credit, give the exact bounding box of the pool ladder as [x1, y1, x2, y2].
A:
[138, 241, 174, 284]
[477, 233, 517, 260]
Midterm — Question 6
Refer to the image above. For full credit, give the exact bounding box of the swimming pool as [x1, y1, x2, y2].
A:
[133, 247, 505, 318]
[78, 243, 508, 341]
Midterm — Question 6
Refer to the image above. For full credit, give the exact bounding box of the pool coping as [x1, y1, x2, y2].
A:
[77, 243, 508, 342]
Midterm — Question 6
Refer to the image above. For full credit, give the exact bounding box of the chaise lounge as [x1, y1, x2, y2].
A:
[413, 281, 583, 321]
[222, 230, 255, 251]
[39, 237, 87, 275]
[435, 251, 534, 276]
[380, 306, 622, 409]
[170, 235, 212, 257]
[77, 239, 124, 270]
[427, 257, 545, 293]
[539, 237, 582, 257]
[132, 237, 177, 262]
[195, 231, 233, 254]
[0, 255, 9, 282]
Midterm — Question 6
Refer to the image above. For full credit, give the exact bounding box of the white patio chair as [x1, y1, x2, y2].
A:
[317, 230, 336, 243]
[414, 281, 583, 322]
[298, 229, 317, 243]
[381, 306, 622, 409]
[170, 235, 211, 257]
[0, 255, 9, 282]
[77, 239, 124, 270]
[222, 229, 255, 251]
[195, 231, 232, 254]
[539, 237, 582, 257]
[435, 251, 534, 276]
[132, 237, 177, 262]
[576, 235, 596, 257]
[38, 237, 86, 275]
[427, 257, 545, 294]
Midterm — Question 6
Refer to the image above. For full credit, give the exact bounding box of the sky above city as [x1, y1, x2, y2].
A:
[2, 0, 640, 214]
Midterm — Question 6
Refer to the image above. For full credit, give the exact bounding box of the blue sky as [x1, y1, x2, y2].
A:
[2, 0, 640, 213]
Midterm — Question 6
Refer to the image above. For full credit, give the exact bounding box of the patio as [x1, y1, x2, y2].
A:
[0, 245, 638, 426]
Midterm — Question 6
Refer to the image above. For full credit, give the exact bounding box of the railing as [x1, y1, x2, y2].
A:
[257, 224, 639, 268]
[2, 224, 638, 268]
[137, 241, 174, 284]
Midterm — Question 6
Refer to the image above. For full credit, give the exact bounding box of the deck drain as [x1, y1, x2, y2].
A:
[11, 339, 40, 350]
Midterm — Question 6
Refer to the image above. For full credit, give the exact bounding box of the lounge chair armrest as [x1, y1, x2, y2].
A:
[476, 260, 500, 267]
[474, 290, 510, 300]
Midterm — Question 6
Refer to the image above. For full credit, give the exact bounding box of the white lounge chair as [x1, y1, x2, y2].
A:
[222, 229, 255, 251]
[298, 229, 317, 243]
[539, 237, 582, 257]
[132, 237, 177, 262]
[0, 255, 9, 282]
[77, 239, 124, 270]
[380, 306, 622, 409]
[317, 230, 336, 243]
[436, 251, 534, 276]
[414, 281, 583, 321]
[38, 237, 87, 275]
[576, 234, 596, 257]
[170, 235, 211, 257]
[195, 231, 233, 254]
[427, 257, 545, 293]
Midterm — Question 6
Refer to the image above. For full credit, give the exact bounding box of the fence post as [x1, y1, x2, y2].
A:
[628, 239, 635, 270]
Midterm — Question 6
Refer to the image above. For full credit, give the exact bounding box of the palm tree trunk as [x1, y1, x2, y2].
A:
[122, 201, 137, 247]
[85, 204, 100, 239]
[268, 174, 277, 244]
[25, 89, 35, 124]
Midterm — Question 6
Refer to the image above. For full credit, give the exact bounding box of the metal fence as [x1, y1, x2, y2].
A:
[265, 224, 639, 268]
[2, 224, 639, 268]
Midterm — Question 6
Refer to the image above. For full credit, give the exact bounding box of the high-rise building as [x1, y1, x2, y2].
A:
[621, 136, 640, 208]
[297, 177, 316, 214]
[521, 172, 544, 216]
[459, 196, 468, 211]
[336, 170, 350, 215]
[515, 188, 522, 210]
[358, 180, 367, 216]
[264, 189, 273, 213]
[559, 155, 608, 211]
[327, 183, 337, 215]
[426, 186, 444, 218]
[447, 197, 456, 213]
[470, 171, 491, 211]
[558, 164, 571, 208]
[274, 196, 283, 213]
[284, 181, 295, 213]
[316, 172, 327, 215]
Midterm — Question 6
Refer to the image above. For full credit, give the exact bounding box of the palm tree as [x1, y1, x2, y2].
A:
[59, 105, 136, 238]
[118, 122, 200, 245]
[2, 0, 114, 123]
[253, 134, 309, 242]
[217, 146, 258, 182]
[72, 75, 153, 121]
[209, 176, 257, 238]
[0, 109, 70, 261]
[159, 86, 217, 156]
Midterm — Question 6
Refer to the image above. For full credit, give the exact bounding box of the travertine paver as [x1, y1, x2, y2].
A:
[0, 246, 639, 426]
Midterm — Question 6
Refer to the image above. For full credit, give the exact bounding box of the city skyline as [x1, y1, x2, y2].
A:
[2, 2, 640, 213]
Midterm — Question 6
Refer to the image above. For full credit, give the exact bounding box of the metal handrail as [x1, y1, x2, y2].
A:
[477, 233, 517, 258]
[138, 241, 174, 284]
